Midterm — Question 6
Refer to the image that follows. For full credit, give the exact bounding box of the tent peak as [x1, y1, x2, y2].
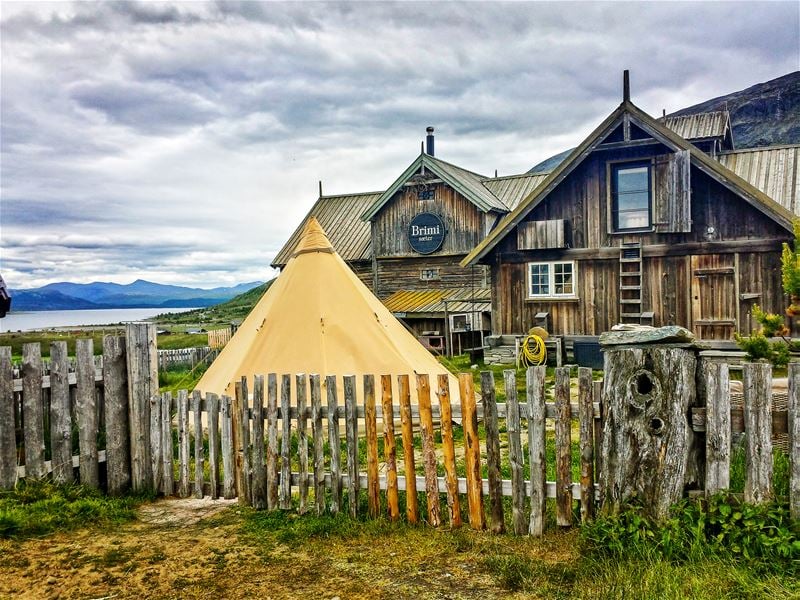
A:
[293, 216, 334, 256]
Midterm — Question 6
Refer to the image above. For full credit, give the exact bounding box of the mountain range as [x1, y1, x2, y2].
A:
[10, 279, 263, 311]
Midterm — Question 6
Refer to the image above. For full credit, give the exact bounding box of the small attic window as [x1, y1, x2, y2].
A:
[417, 189, 434, 200]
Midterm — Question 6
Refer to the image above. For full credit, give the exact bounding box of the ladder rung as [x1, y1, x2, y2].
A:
[620, 271, 641, 276]
[620, 299, 642, 304]
[620, 258, 641, 263]
[620, 285, 642, 290]
[621, 312, 642, 318]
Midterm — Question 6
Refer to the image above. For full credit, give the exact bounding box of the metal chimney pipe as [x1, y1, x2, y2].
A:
[426, 126, 435, 156]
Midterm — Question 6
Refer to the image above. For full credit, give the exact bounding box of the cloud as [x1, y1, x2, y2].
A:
[1, 1, 798, 289]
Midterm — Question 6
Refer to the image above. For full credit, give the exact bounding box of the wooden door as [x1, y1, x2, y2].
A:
[690, 254, 737, 340]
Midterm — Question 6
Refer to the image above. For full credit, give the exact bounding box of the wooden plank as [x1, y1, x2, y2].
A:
[705, 362, 731, 495]
[482, 371, 504, 533]
[437, 374, 461, 528]
[398, 374, 418, 524]
[50, 341, 73, 485]
[789, 363, 800, 521]
[161, 392, 174, 496]
[296, 374, 309, 514]
[221, 395, 236, 499]
[743, 362, 773, 504]
[267, 374, 279, 510]
[527, 366, 547, 536]
[239, 378, 252, 506]
[382, 375, 400, 521]
[0, 347, 16, 489]
[149, 389, 162, 494]
[592, 380, 604, 484]
[555, 367, 573, 526]
[125, 323, 157, 492]
[192, 390, 204, 499]
[460, 373, 485, 530]
[344, 375, 359, 518]
[251, 375, 267, 510]
[232, 380, 243, 501]
[327, 375, 342, 514]
[504, 369, 526, 535]
[22, 343, 45, 480]
[364, 375, 380, 519]
[280, 375, 292, 510]
[178, 390, 190, 498]
[310, 374, 325, 515]
[417, 374, 441, 527]
[578, 367, 595, 522]
[207, 393, 220, 500]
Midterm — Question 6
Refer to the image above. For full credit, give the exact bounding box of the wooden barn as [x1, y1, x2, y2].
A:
[462, 73, 798, 343]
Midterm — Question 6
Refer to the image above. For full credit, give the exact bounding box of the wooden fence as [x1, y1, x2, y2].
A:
[207, 328, 233, 349]
[2, 329, 799, 532]
[158, 347, 219, 370]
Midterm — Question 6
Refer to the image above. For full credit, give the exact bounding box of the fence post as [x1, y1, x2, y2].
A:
[22, 343, 45, 480]
[705, 362, 731, 496]
[297, 374, 309, 514]
[481, 371, 504, 534]
[460, 373, 485, 531]
[504, 369, 526, 535]
[364, 375, 380, 519]
[398, 374, 418, 524]
[251, 375, 267, 510]
[344, 375, 359, 518]
[267, 374, 280, 509]
[382, 375, 400, 521]
[789, 362, 800, 520]
[161, 392, 174, 496]
[554, 367, 573, 527]
[0, 347, 15, 489]
[417, 374, 441, 527]
[578, 367, 595, 523]
[280, 375, 292, 510]
[51, 341, 74, 486]
[126, 322, 157, 492]
[743, 362, 773, 504]
[527, 366, 547, 536]
[76, 339, 99, 488]
[310, 374, 325, 515]
[437, 374, 461, 528]
[327, 375, 342, 514]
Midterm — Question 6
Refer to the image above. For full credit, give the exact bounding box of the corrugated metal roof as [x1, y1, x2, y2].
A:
[661, 110, 730, 141]
[428, 155, 509, 212]
[718, 145, 800, 215]
[271, 192, 380, 267]
[383, 287, 491, 315]
[482, 173, 551, 211]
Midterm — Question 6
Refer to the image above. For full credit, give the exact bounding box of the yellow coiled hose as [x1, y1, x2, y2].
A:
[520, 333, 547, 367]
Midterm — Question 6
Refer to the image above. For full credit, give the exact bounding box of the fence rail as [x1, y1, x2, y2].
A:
[1, 330, 799, 533]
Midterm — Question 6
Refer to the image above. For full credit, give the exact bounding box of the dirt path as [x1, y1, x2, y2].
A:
[0, 498, 562, 600]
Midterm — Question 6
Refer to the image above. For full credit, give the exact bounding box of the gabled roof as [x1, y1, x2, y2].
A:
[271, 191, 380, 268]
[481, 172, 551, 211]
[361, 153, 508, 221]
[462, 101, 794, 267]
[661, 110, 733, 145]
[718, 145, 800, 215]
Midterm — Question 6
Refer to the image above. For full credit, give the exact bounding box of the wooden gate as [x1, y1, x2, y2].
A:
[690, 254, 737, 340]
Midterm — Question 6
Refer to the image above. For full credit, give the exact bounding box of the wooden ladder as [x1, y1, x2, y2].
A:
[619, 242, 643, 324]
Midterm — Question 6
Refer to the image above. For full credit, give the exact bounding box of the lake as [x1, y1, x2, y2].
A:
[0, 308, 199, 332]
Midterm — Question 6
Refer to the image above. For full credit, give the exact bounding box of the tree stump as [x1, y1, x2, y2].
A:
[599, 344, 700, 521]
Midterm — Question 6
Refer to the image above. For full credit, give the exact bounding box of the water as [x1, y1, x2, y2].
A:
[0, 307, 200, 332]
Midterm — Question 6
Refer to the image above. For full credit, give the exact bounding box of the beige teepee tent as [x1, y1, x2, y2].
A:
[196, 217, 461, 404]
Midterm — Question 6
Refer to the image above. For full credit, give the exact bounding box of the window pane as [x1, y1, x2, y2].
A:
[616, 166, 649, 193]
[530, 264, 549, 295]
[617, 191, 650, 211]
[617, 210, 649, 230]
[554, 263, 574, 295]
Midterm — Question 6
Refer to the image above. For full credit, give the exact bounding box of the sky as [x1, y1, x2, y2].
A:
[1, 1, 798, 290]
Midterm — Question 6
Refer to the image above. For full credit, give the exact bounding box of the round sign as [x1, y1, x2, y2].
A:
[408, 212, 446, 254]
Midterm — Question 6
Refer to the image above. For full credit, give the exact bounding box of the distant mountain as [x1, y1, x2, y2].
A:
[9, 279, 264, 311]
[154, 279, 275, 325]
[529, 71, 800, 173]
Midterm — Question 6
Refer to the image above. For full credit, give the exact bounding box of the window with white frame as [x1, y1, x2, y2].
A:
[527, 261, 576, 298]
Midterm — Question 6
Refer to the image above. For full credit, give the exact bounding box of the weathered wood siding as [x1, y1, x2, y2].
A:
[376, 255, 486, 298]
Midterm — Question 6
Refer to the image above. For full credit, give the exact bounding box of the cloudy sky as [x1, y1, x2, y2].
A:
[2, 1, 798, 290]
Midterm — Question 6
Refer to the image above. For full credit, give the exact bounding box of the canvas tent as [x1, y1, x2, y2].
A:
[196, 217, 461, 404]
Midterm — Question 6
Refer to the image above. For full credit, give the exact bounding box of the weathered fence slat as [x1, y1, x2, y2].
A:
[296, 374, 309, 514]
[251, 376, 267, 510]
[481, 371, 504, 534]
[280, 374, 292, 510]
[207, 393, 220, 500]
[126, 322, 157, 492]
[705, 362, 731, 496]
[50, 341, 73, 485]
[460, 373, 485, 531]
[592, 380, 604, 483]
[743, 362, 773, 504]
[150, 391, 162, 494]
[504, 370, 526, 535]
[22, 343, 45, 480]
[192, 390, 204, 499]
[239, 378, 252, 506]
[382, 375, 400, 521]
[267, 374, 279, 510]
[555, 367, 573, 527]
[417, 374, 441, 527]
[161, 392, 173, 496]
[327, 375, 342, 514]
[232, 381, 243, 501]
[221, 395, 236, 499]
[437, 374, 461, 528]
[578, 367, 595, 522]
[178, 390, 190, 498]
[310, 374, 325, 515]
[364, 375, 380, 519]
[398, 374, 418, 524]
[344, 375, 359, 518]
[789, 363, 800, 521]
[527, 366, 547, 536]
[0, 347, 16, 489]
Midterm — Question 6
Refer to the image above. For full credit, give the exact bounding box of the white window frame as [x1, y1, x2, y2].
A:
[527, 261, 577, 299]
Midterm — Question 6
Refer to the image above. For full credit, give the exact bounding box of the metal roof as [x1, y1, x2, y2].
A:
[718, 145, 800, 215]
[271, 192, 380, 267]
[481, 173, 551, 211]
[660, 110, 731, 141]
[383, 287, 491, 315]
